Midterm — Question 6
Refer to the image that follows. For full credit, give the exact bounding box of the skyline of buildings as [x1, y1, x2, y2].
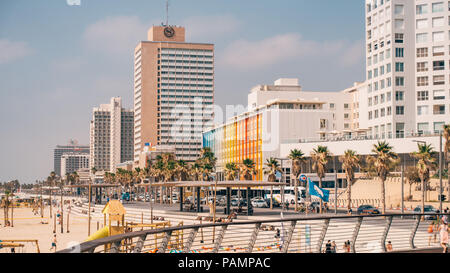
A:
[46, 1, 449, 182]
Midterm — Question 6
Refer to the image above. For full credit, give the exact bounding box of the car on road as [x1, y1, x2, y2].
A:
[251, 199, 268, 208]
[264, 198, 281, 208]
[413, 205, 438, 220]
[357, 205, 380, 215]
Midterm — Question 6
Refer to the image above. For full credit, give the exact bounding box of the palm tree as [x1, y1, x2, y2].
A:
[405, 167, 420, 201]
[444, 124, 450, 197]
[311, 146, 331, 213]
[176, 160, 190, 182]
[224, 163, 238, 181]
[367, 141, 398, 214]
[339, 150, 360, 211]
[49, 171, 57, 217]
[264, 158, 283, 209]
[289, 149, 306, 211]
[198, 148, 217, 181]
[241, 158, 257, 181]
[411, 143, 438, 213]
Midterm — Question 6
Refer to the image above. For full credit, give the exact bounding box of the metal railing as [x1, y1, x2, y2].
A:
[59, 213, 449, 253]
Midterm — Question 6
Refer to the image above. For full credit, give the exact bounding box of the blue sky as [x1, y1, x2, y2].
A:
[0, 0, 366, 183]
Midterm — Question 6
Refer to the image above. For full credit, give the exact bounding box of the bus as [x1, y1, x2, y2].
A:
[265, 187, 306, 204]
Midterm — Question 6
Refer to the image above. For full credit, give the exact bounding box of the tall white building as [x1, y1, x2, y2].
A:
[365, 0, 449, 139]
[60, 153, 90, 176]
[90, 97, 134, 173]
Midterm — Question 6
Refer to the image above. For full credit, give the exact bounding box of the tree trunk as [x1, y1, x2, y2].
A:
[421, 178, 425, 214]
[381, 178, 386, 214]
[347, 175, 352, 211]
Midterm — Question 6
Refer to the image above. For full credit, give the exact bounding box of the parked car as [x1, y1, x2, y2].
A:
[251, 199, 268, 208]
[357, 205, 380, 215]
[264, 198, 281, 208]
[413, 205, 438, 220]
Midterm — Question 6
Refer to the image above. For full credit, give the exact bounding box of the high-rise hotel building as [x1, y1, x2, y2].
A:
[365, 0, 449, 139]
[90, 97, 134, 173]
[133, 26, 214, 165]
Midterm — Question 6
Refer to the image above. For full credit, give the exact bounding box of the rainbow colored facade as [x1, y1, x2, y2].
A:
[202, 113, 264, 180]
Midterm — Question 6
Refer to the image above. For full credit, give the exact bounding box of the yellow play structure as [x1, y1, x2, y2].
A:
[85, 200, 184, 253]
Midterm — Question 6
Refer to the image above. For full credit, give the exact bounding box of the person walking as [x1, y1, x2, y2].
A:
[386, 241, 393, 252]
[331, 241, 337, 253]
[439, 220, 449, 253]
[325, 240, 332, 253]
[49, 234, 57, 253]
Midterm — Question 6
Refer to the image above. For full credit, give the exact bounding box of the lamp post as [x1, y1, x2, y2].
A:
[275, 158, 288, 211]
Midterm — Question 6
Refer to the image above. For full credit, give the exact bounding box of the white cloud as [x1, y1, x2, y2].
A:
[0, 39, 33, 64]
[83, 16, 148, 55]
[183, 14, 241, 41]
[218, 34, 363, 70]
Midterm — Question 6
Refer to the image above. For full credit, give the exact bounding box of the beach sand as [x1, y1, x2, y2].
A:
[0, 205, 97, 253]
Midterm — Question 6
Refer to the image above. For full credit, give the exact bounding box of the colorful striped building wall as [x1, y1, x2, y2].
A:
[203, 113, 263, 180]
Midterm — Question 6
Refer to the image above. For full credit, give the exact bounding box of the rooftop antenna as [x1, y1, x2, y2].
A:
[165, 0, 169, 26]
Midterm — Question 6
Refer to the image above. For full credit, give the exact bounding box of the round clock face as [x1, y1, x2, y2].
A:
[164, 26, 175, 38]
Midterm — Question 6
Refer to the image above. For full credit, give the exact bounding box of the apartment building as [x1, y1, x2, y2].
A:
[133, 25, 214, 165]
[365, 0, 450, 138]
[90, 97, 134, 173]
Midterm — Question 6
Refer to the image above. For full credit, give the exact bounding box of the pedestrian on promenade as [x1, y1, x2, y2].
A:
[439, 219, 449, 253]
[50, 234, 57, 253]
[331, 241, 337, 253]
[325, 240, 332, 253]
[386, 241, 393, 252]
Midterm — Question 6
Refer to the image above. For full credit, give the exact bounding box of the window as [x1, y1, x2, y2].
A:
[416, 33, 428, 43]
[344, 104, 349, 109]
[417, 91, 429, 101]
[395, 62, 404, 72]
[433, 31, 445, 42]
[433, 105, 445, 115]
[396, 91, 404, 101]
[417, 123, 429, 135]
[433, 60, 445, 70]
[432, 2, 444, 13]
[416, 19, 428, 29]
[417, 105, 429, 115]
[395, 77, 404, 86]
[395, 48, 404, 57]
[432, 17, 445, 27]
[396, 123, 405, 138]
[417, 47, 428, 57]
[396, 106, 405, 115]
[417, 62, 428, 72]
[387, 106, 392, 115]
[433, 46, 445, 56]
[434, 122, 445, 133]
[395, 19, 404, 30]
[416, 4, 428, 15]
[386, 63, 391, 73]
[395, 33, 404, 43]
[433, 90, 446, 100]
[395, 5, 404, 15]
[417, 76, 429, 86]
[433, 75, 445, 85]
